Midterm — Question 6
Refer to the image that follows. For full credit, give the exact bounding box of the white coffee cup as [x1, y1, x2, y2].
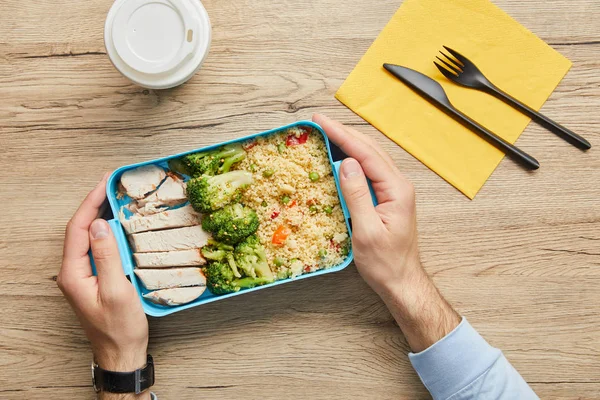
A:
[104, 0, 211, 89]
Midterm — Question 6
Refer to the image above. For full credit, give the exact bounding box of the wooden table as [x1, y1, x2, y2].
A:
[1, 0, 598, 398]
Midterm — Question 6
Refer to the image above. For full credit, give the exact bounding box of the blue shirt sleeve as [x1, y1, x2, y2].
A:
[409, 318, 539, 400]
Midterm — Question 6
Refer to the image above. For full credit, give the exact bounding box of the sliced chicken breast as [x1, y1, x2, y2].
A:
[121, 204, 201, 234]
[129, 226, 211, 252]
[126, 202, 168, 216]
[134, 249, 206, 268]
[120, 165, 166, 199]
[137, 176, 187, 207]
[134, 268, 206, 290]
[143, 287, 206, 306]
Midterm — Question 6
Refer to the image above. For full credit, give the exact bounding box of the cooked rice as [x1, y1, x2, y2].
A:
[235, 126, 350, 279]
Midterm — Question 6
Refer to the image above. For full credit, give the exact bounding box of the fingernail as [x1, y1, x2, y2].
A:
[342, 158, 362, 179]
[90, 219, 110, 239]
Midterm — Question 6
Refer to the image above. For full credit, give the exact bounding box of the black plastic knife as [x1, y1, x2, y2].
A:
[383, 63, 540, 170]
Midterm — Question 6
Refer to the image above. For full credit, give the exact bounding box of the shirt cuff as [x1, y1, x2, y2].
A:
[408, 317, 502, 400]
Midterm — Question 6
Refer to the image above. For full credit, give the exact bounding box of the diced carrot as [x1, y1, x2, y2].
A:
[272, 225, 291, 245]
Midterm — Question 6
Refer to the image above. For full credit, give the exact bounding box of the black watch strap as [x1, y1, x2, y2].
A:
[92, 354, 155, 394]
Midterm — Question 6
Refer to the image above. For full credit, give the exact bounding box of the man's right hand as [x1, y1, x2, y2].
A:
[314, 114, 461, 352]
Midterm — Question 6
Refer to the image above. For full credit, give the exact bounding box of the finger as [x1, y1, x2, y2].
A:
[313, 113, 402, 183]
[320, 115, 397, 169]
[314, 114, 412, 204]
[89, 219, 128, 291]
[62, 173, 110, 279]
[339, 158, 383, 233]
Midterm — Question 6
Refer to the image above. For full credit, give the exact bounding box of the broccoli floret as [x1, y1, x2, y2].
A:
[202, 203, 259, 245]
[177, 144, 246, 177]
[218, 148, 246, 174]
[234, 234, 275, 281]
[226, 252, 242, 278]
[182, 153, 221, 177]
[201, 248, 228, 261]
[233, 276, 273, 289]
[201, 239, 234, 261]
[187, 171, 253, 213]
[204, 261, 272, 295]
[204, 262, 239, 295]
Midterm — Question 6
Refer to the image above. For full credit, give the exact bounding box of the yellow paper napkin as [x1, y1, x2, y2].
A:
[335, 0, 571, 199]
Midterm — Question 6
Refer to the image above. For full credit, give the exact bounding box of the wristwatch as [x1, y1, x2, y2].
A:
[92, 354, 155, 394]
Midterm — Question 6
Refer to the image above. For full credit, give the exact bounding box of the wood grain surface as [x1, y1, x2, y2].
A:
[1, 0, 599, 398]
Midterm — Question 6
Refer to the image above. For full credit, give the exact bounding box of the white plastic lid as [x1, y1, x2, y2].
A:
[104, 0, 211, 89]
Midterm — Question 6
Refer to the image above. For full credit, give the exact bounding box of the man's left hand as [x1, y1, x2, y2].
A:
[58, 173, 149, 374]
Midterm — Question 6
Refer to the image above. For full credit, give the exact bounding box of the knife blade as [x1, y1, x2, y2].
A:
[383, 63, 540, 170]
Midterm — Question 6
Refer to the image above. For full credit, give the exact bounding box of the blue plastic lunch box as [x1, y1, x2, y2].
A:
[104, 121, 357, 317]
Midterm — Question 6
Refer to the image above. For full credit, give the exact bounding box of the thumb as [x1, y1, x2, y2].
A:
[89, 219, 128, 291]
[339, 158, 380, 232]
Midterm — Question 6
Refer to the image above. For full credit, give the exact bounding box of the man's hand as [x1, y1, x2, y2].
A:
[314, 114, 461, 352]
[58, 174, 150, 399]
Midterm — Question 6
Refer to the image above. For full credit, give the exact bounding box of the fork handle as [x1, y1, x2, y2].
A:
[448, 106, 540, 170]
[484, 84, 591, 150]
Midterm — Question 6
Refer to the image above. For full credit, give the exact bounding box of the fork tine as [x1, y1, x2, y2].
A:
[442, 46, 468, 66]
[436, 55, 461, 74]
[439, 51, 463, 71]
[434, 62, 458, 81]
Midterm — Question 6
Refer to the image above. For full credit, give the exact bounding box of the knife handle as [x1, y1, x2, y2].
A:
[448, 107, 540, 170]
[484, 84, 591, 150]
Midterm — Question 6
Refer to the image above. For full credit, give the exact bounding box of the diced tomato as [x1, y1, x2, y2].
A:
[287, 200, 297, 208]
[244, 141, 257, 150]
[270, 211, 280, 219]
[304, 265, 311, 273]
[272, 225, 291, 245]
[286, 130, 309, 146]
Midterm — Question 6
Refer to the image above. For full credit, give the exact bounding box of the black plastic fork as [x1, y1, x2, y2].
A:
[435, 46, 591, 150]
